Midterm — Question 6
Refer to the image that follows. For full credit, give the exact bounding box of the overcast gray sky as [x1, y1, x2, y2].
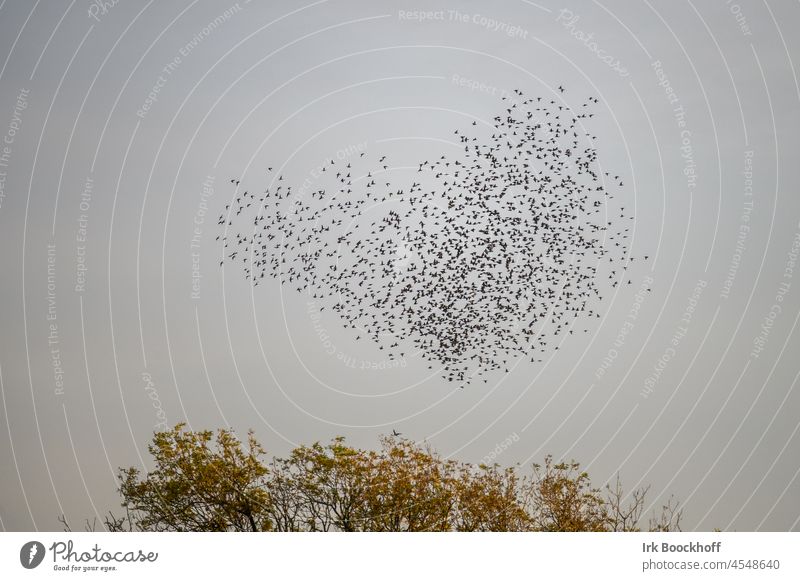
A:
[0, 0, 798, 532]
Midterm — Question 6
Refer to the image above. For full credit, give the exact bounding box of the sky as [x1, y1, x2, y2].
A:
[0, 0, 798, 532]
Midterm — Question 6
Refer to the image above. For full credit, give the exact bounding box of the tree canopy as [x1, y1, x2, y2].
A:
[65, 424, 682, 532]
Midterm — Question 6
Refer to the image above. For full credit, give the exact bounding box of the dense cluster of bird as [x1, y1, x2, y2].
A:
[217, 89, 637, 386]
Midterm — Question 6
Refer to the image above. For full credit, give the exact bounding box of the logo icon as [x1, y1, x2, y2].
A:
[20, 541, 45, 569]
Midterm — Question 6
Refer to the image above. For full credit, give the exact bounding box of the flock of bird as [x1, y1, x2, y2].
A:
[217, 89, 637, 386]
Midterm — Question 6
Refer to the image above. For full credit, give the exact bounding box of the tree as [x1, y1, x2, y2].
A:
[74, 424, 683, 532]
[359, 436, 455, 531]
[270, 437, 373, 531]
[115, 424, 271, 531]
[452, 463, 532, 531]
[527, 456, 608, 532]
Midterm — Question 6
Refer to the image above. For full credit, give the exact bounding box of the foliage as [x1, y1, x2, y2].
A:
[64, 424, 683, 532]
[115, 424, 271, 531]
